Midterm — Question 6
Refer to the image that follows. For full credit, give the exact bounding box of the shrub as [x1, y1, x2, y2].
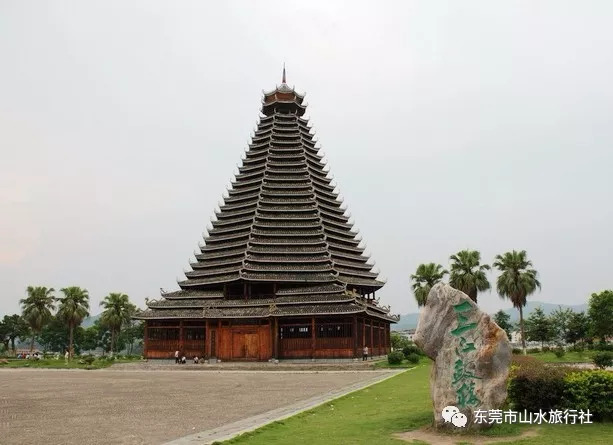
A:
[82, 355, 96, 365]
[402, 345, 423, 358]
[508, 358, 573, 412]
[595, 342, 613, 352]
[387, 351, 404, 365]
[570, 343, 585, 353]
[527, 347, 541, 354]
[554, 348, 566, 358]
[511, 348, 522, 355]
[593, 352, 613, 369]
[563, 370, 613, 421]
[542, 346, 551, 353]
[406, 353, 420, 364]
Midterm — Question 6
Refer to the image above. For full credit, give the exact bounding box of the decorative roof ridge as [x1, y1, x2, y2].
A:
[185, 265, 243, 277]
[334, 267, 378, 278]
[190, 257, 243, 269]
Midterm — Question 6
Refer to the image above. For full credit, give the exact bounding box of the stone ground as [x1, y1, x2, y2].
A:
[0, 367, 393, 445]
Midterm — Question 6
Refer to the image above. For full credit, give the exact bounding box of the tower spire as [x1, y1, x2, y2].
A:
[282, 63, 286, 83]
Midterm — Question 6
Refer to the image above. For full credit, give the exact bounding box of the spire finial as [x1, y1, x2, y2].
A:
[282, 63, 286, 83]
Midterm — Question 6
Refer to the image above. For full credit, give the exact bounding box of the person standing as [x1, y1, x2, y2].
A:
[174, 350, 179, 364]
[362, 346, 369, 361]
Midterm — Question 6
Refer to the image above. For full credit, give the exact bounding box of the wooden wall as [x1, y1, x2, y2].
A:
[144, 317, 391, 360]
[217, 324, 271, 361]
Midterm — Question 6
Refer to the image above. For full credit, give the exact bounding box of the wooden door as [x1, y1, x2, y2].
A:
[231, 331, 259, 360]
[245, 333, 259, 359]
[232, 332, 246, 358]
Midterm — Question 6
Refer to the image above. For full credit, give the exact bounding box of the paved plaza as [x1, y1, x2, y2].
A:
[0, 368, 394, 445]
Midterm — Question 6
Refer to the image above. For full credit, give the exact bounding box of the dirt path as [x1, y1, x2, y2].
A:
[0, 368, 393, 445]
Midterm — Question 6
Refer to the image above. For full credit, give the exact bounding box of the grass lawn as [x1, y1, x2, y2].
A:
[220, 364, 612, 445]
[0, 357, 141, 369]
[526, 351, 595, 363]
[372, 357, 425, 369]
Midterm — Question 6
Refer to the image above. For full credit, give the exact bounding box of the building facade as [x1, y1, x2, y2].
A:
[135, 72, 398, 360]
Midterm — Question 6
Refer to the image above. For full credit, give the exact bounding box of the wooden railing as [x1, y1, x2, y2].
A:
[147, 339, 179, 352]
[280, 337, 311, 351]
[316, 337, 352, 349]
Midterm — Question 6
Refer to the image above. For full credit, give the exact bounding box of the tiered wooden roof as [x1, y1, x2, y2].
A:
[137, 73, 397, 323]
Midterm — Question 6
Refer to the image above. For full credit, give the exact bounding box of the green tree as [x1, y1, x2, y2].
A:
[57, 286, 90, 359]
[81, 325, 100, 352]
[38, 317, 68, 353]
[493, 310, 513, 340]
[448, 250, 491, 303]
[119, 320, 144, 355]
[100, 293, 136, 355]
[1, 315, 30, 354]
[565, 311, 591, 345]
[525, 307, 554, 348]
[493, 250, 541, 354]
[20, 286, 56, 353]
[550, 306, 574, 344]
[410, 263, 448, 307]
[588, 290, 613, 340]
[390, 332, 411, 351]
[0, 320, 9, 352]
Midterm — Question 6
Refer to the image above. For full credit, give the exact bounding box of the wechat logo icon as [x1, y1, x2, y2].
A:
[442, 405, 467, 428]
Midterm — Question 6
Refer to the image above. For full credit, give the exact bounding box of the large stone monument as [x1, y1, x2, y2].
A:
[414, 283, 511, 430]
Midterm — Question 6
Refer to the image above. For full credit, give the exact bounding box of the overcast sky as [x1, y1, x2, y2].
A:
[1, 1, 612, 318]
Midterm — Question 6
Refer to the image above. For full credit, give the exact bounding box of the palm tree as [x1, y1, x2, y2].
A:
[493, 250, 541, 354]
[57, 287, 90, 359]
[100, 293, 136, 355]
[410, 263, 448, 307]
[20, 286, 56, 353]
[449, 249, 491, 304]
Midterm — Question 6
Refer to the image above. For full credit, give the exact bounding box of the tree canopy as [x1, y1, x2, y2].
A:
[588, 290, 613, 340]
[100, 293, 136, 354]
[449, 249, 490, 303]
[493, 250, 540, 353]
[20, 286, 56, 352]
[410, 263, 448, 307]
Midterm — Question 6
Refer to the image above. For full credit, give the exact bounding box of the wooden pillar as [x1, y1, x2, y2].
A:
[273, 318, 279, 359]
[179, 320, 184, 351]
[143, 322, 149, 358]
[311, 317, 316, 359]
[205, 319, 210, 358]
[387, 323, 391, 353]
[243, 282, 248, 300]
[353, 315, 358, 358]
[378, 322, 382, 355]
[362, 318, 366, 347]
[217, 319, 221, 359]
[370, 319, 374, 355]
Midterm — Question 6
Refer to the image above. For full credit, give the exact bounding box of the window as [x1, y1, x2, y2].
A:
[148, 328, 179, 340]
[280, 325, 311, 339]
[185, 328, 205, 341]
[316, 323, 352, 338]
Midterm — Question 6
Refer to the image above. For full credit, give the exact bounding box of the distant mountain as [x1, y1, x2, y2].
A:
[500, 301, 588, 323]
[392, 313, 420, 331]
[81, 314, 101, 328]
[392, 301, 588, 331]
